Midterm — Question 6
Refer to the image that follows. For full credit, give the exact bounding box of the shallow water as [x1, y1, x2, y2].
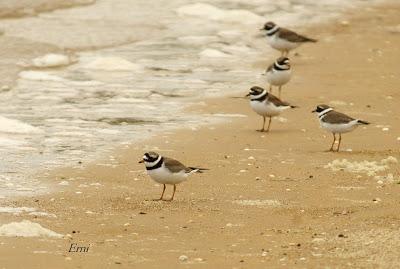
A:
[0, 0, 382, 198]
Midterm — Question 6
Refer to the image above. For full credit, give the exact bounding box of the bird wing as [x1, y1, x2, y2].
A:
[163, 157, 192, 173]
[267, 94, 291, 107]
[322, 111, 355, 124]
[278, 28, 316, 43]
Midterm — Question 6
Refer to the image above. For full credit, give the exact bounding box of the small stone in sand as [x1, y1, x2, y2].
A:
[340, 20, 350, 26]
[373, 198, 381, 203]
[179, 255, 188, 262]
[1, 85, 10, 92]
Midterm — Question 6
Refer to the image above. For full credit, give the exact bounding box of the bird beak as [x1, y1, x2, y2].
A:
[245, 93, 251, 97]
[311, 109, 317, 113]
[259, 28, 265, 31]
[138, 160, 144, 163]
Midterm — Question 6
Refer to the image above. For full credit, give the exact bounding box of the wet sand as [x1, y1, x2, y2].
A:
[1, 3, 400, 268]
[0, 0, 95, 18]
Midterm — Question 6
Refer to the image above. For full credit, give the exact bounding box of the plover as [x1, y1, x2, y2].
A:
[261, 21, 317, 56]
[312, 105, 370, 152]
[263, 57, 291, 98]
[139, 152, 207, 201]
[246, 86, 296, 132]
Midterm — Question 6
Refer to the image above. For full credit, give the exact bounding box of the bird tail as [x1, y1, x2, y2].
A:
[357, 120, 370, 125]
[304, 37, 317, 43]
[189, 167, 209, 173]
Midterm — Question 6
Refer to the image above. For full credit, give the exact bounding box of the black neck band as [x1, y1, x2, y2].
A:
[273, 63, 288, 71]
[318, 110, 331, 118]
[146, 157, 163, 170]
[267, 28, 279, 36]
[251, 93, 267, 102]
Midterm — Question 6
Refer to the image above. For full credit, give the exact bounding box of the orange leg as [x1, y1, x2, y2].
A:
[153, 184, 166, 201]
[257, 116, 266, 132]
[266, 117, 272, 132]
[336, 134, 342, 152]
[329, 133, 336, 152]
[167, 184, 176, 201]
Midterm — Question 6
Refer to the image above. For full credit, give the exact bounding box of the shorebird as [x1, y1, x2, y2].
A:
[312, 104, 370, 152]
[246, 86, 296, 132]
[139, 152, 207, 201]
[261, 21, 317, 56]
[263, 56, 291, 98]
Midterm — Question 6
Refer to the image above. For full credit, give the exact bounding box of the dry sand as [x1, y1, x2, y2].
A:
[1, 3, 400, 269]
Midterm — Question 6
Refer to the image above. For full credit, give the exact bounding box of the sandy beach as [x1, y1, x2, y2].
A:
[1, 2, 400, 269]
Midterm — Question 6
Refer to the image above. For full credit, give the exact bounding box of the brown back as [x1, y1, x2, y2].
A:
[267, 94, 291, 107]
[322, 111, 355, 124]
[164, 157, 191, 173]
[278, 28, 314, 43]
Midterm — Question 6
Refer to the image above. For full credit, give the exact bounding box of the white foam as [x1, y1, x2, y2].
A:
[32, 53, 72, 68]
[19, 71, 64, 81]
[178, 35, 219, 45]
[84, 57, 143, 71]
[199, 49, 232, 58]
[176, 3, 264, 25]
[0, 207, 36, 214]
[325, 156, 398, 176]
[0, 220, 62, 238]
[0, 137, 27, 147]
[0, 116, 42, 134]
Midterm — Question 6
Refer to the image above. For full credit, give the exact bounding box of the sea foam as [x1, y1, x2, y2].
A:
[0, 116, 42, 134]
[0, 220, 62, 238]
[32, 53, 72, 68]
[176, 3, 264, 24]
[83, 56, 143, 71]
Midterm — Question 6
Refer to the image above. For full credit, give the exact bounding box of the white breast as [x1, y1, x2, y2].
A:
[250, 100, 286, 117]
[147, 164, 189, 185]
[268, 35, 300, 51]
[320, 120, 359, 134]
[265, 69, 291, 86]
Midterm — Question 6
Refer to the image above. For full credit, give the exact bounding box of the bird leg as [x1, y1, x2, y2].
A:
[167, 184, 176, 201]
[329, 133, 336, 152]
[266, 117, 272, 132]
[336, 134, 342, 152]
[269, 85, 272, 93]
[257, 116, 266, 132]
[153, 184, 166, 201]
[278, 86, 282, 98]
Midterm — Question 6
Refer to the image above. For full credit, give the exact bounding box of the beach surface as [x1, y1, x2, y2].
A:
[1, 2, 400, 269]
